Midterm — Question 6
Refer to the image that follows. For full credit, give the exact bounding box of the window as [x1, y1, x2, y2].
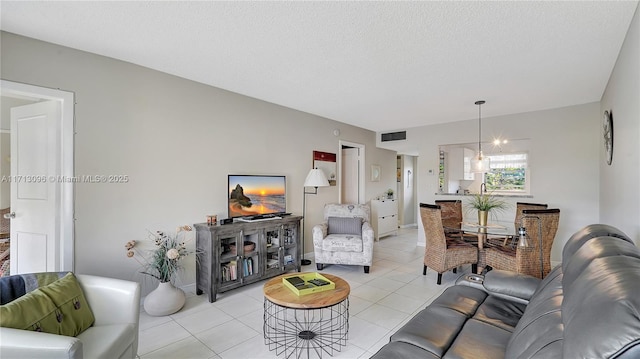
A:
[438, 150, 445, 192]
[484, 153, 528, 192]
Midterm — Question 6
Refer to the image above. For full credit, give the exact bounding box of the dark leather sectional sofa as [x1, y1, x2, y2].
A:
[371, 224, 640, 358]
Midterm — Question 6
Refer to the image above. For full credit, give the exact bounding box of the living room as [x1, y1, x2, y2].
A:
[1, 1, 639, 358]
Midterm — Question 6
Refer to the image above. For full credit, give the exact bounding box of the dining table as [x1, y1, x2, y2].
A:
[445, 223, 518, 273]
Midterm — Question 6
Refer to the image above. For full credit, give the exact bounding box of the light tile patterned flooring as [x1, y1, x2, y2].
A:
[138, 228, 466, 359]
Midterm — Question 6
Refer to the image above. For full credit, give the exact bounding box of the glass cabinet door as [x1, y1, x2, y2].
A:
[264, 226, 283, 276]
[218, 231, 241, 287]
[281, 223, 298, 271]
[264, 224, 298, 275]
[240, 229, 261, 282]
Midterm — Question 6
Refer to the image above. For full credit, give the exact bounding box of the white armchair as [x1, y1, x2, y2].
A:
[313, 203, 374, 273]
[0, 274, 141, 359]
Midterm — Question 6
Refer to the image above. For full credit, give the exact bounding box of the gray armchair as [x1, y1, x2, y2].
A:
[312, 203, 374, 273]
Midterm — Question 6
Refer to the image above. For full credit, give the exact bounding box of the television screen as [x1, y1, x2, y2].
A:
[228, 175, 286, 218]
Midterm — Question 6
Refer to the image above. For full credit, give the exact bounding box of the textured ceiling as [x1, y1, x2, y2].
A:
[1, 1, 637, 132]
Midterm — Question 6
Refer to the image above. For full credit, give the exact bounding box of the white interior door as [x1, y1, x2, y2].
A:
[341, 147, 360, 204]
[10, 100, 60, 274]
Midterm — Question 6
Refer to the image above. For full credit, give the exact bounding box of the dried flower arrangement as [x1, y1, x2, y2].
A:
[125, 225, 195, 283]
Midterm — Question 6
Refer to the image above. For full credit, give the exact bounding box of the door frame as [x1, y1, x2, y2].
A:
[1, 79, 75, 271]
[338, 140, 365, 204]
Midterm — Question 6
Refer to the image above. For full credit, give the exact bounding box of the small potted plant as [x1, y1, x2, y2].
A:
[386, 188, 394, 199]
[466, 192, 509, 227]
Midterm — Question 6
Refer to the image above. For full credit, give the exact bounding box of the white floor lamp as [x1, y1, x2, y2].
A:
[302, 168, 329, 265]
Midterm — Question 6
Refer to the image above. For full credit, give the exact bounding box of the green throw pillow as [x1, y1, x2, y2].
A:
[0, 272, 95, 336]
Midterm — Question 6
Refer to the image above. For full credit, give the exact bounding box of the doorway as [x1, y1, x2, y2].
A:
[0, 80, 75, 275]
[338, 141, 365, 204]
[397, 154, 418, 228]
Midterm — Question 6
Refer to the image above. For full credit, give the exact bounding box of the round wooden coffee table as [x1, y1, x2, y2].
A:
[263, 272, 350, 358]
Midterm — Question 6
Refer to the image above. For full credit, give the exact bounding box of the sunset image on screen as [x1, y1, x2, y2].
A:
[228, 175, 286, 217]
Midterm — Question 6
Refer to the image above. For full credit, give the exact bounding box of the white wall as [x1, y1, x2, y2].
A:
[410, 102, 601, 263]
[0, 32, 397, 293]
[600, 4, 640, 244]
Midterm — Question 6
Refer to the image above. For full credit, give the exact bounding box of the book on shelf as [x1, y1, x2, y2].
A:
[267, 258, 278, 269]
[242, 257, 254, 276]
[229, 261, 237, 280]
[284, 254, 294, 265]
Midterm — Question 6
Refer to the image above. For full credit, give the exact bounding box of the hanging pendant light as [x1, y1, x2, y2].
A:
[471, 100, 491, 173]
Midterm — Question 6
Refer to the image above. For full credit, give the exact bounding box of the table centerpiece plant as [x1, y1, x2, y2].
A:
[465, 192, 510, 227]
[124, 225, 195, 316]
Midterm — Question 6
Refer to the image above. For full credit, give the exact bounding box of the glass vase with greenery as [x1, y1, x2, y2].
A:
[466, 192, 510, 226]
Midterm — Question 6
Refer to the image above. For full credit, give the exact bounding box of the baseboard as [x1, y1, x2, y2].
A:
[400, 223, 418, 229]
[180, 282, 197, 294]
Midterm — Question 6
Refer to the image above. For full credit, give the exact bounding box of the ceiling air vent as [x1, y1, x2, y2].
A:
[381, 131, 406, 142]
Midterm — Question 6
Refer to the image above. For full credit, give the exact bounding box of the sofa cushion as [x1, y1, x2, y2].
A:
[562, 256, 640, 359]
[323, 203, 370, 222]
[77, 323, 136, 359]
[506, 269, 564, 358]
[472, 296, 526, 332]
[327, 217, 362, 235]
[0, 272, 67, 305]
[321, 234, 363, 252]
[371, 341, 440, 359]
[505, 311, 564, 358]
[483, 270, 540, 303]
[0, 272, 95, 336]
[390, 305, 469, 357]
[444, 319, 512, 359]
[561, 236, 640, 289]
[561, 224, 631, 267]
[430, 285, 487, 316]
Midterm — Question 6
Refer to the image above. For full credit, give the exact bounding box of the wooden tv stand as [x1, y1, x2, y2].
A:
[194, 216, 302, 302]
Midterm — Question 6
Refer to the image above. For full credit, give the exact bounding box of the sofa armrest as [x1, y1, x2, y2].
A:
[76, 275, 140, 327]
[312, 223, 328, 248]
[0, 327, 82, 359]
[361, 221, 374, 245]
[483, 269, 540, 303]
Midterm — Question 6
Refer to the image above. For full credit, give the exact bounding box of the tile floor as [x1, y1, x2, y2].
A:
[138, 228, 469, 359]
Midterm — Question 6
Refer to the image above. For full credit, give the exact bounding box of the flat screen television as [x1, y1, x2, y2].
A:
[228, 175, 286, 219]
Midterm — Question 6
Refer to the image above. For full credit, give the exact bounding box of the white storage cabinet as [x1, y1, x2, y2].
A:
[371, 199, 398, 241]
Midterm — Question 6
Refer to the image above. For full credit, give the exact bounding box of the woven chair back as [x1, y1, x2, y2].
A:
[420, 204, 446, 254]
[515, 202, 548, 230]
[435, 200, 463, 230]
[521, 208, 560, 277]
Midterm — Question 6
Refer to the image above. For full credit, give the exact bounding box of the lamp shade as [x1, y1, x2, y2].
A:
[471, 152, 491, 173]
[517, 226, 531, 248]
[304, 168, 330, 187]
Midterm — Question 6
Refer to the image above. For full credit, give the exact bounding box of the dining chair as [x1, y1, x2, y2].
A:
[514, 202, 548, 231]
[485, 208, 560, 278]
[434, 200, 463, 232]
[435, 200, 479, 244]
[421, 203, 478, 284]
[496, 202, 549, 247]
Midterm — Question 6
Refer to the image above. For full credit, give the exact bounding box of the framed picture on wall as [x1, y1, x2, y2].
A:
[371, 165, 381, 182]
[313, 151, 337, 186]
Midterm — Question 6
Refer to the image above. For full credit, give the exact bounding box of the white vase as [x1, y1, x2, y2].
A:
[143, 281, 186, 316]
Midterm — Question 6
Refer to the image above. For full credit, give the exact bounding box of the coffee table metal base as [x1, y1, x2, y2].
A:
[264, 298, 349, 358]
